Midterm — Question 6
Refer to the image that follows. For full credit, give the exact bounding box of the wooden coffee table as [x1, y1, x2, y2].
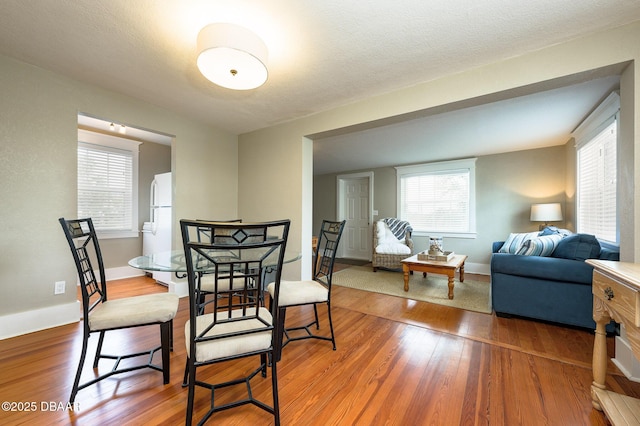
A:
[400, 254, 468, 299]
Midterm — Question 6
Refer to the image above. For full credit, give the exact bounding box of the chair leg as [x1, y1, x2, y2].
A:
[313, 304, 320, 330]
[69, 332, 90, 403]
[182, 357, 189, 387]
[271, 350, 281, 426]
[93, 331, 106, 368]
[260, 353, 267, 377]
[326, 301, 336, 350]
[169, 319, 174, 351]
[185, 359, 197, 426]
[160, 321, 171, 384]
[275, 307, 287, 362]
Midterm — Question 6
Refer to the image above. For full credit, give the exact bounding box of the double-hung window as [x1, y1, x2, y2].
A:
[574, 92, 619, 244]
[396, 158, 476, 238]
[77, 129, 140, 238]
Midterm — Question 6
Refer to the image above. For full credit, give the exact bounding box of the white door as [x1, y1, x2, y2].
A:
[340, 177, 370, 260]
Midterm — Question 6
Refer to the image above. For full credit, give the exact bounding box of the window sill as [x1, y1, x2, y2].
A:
[97, 231, 139, 239]
[413, 231, 477, 239]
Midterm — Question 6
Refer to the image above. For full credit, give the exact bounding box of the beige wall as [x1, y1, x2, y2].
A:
[239, 20, 640, 276]
[313, 145, 568, 267]
[0, 53, 237, 331]
[237, 127, 313, 279]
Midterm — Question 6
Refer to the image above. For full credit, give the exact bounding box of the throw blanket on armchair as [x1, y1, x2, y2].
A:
[383, 218, 413, 240]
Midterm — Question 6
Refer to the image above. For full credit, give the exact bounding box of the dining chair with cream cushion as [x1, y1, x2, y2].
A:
[180, 219, 290, 426]
[267, 219, 345, 360]
[59, 217, 179, 404]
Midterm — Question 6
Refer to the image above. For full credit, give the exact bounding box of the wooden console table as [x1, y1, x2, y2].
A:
[588, 259, 640, 425]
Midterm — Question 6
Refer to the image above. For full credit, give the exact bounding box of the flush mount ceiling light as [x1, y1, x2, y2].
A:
[196, 23, 268, 90]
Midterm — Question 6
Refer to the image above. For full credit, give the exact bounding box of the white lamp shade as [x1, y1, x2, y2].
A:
[197, 23, 268, 90]
[530, 203, 563, 222]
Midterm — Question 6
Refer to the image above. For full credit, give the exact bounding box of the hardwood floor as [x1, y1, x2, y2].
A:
[2, 263, 639, 425]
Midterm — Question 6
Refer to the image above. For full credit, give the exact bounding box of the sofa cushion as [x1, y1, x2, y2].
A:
[491, 253, 594, 284]
[600, 247, 620, 261]
[376, 241, 412, 255]
[498, 231, 540, 254]
[552, 234, 601, 261]
[516, 234, 564, 256]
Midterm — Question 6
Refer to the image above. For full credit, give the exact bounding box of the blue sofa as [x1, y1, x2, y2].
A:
[490, 232, 619, 330]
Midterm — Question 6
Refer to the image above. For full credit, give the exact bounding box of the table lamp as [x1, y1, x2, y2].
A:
[530, 203, 563, 230]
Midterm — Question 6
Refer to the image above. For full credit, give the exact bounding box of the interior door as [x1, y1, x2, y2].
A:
[341, 177, 370, 260]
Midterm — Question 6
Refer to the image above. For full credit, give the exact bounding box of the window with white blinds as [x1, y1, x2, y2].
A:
[77, 129, 140, 238]
[577, 120, 617, 243]
[396, 158, 476, 237]
[574, 91, 619, 244]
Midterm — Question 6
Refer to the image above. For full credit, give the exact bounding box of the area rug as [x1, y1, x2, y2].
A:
[332, 265, 492, 314]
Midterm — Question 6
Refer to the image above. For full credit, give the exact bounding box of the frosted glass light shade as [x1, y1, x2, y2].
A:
[530, 203, 563, 222]
[197, 23, 268, 90]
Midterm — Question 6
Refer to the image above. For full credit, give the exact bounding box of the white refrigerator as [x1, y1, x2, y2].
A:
[145, 172, 172, 285]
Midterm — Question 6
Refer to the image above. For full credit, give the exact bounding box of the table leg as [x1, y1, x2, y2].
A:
[592, 298, 610, 410]
[403, 265, 410, 292]
[459, 262, 465, 282]
[447, 273, 454, 299]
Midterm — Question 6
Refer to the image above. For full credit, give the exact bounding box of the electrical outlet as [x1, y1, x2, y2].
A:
[54, 281, 65, 295]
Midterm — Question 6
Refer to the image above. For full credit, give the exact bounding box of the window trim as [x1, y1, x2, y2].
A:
[396, 158, 477, 239]
[77, 129, 141, 239]
[573, 91, 620, 244]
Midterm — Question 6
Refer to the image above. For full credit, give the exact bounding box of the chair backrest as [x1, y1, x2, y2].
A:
[196, 219, 242, 243]
[59, 218, 107, 322]
[180, 219, 290, 348]
[313, 220, 346, 286]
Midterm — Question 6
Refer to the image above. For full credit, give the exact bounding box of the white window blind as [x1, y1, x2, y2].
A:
[577, 120, 617, 243]
[396, 158, 476, 237]
[77, 129, 140, 238]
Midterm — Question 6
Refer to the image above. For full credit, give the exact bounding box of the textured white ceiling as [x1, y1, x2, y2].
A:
[0, 1, 638, 173]
[314, 75, 620, 175]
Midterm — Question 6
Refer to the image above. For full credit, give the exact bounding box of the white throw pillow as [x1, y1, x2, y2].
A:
[376, 221, 401, 244]
[375, 221, 409, 254]
[376, 221, 386, 243]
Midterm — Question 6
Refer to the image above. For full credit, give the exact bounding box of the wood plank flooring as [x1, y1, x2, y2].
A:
[2, 263, 640, 425]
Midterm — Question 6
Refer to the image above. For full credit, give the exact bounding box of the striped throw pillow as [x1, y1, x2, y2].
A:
[499, 231, 540, 254]
[516, 234, 564, 256]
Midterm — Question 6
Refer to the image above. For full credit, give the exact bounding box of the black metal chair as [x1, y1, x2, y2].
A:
[267, 220, 345, 359]
[180, 219, 290, 426]
[59, 217, 179, 404]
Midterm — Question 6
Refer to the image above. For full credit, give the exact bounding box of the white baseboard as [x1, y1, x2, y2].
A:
[0, 266, 147, 340]
[465, 262, 490, 276]
[0, 301, 81, 340]
[613, 327, 640, 383]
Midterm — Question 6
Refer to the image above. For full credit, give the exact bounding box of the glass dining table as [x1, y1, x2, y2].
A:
[129, 249, 301, 276]
[128, 249, 301, 297]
